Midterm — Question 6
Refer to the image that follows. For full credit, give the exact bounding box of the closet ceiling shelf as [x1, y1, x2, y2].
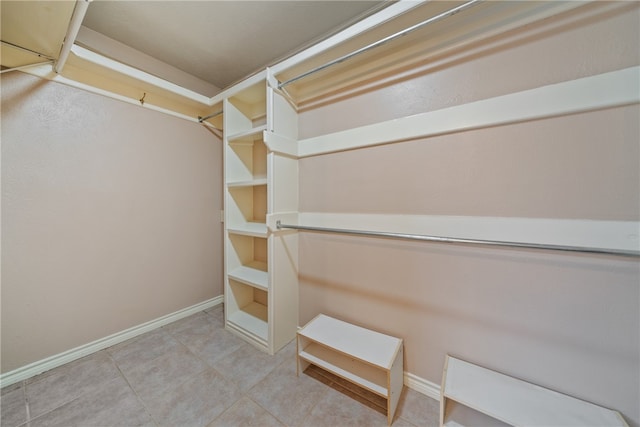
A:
[277, 0, 481, 90]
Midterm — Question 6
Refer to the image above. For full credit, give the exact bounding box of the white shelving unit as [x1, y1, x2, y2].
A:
[297, 314, 404, 425]
[223, 71, 299, 354]
[440, 355, 629, 427]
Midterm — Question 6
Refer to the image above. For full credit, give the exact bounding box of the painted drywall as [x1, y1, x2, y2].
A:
[298, 2, 639, 426]
[1, 72, 223, 373]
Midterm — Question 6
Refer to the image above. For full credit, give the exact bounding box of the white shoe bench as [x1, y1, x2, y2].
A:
[440, 355, 628, 427]
[296, 314, 404, 425]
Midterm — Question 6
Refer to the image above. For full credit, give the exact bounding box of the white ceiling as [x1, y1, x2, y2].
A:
[81, 1, 386, 91]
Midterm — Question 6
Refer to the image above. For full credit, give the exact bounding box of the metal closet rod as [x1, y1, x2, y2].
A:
[278, 0, 481, 89]
[198, 110, 223, 123]
[1, 40, 55, 61]
[275, 221, 640, 257]
[0, 60, 53, 74]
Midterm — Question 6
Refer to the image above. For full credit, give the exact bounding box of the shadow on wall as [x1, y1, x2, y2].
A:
[0, 75, 49, 108]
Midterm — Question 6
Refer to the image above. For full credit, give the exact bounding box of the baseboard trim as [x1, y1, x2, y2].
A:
[0, 296, 223, 388]
[404, 371, 441, 401]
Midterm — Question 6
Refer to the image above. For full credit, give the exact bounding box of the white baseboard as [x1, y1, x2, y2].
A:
[0, 296, 223, 388]
[4, 302, 440, 402]
[404, 372, 441, 401]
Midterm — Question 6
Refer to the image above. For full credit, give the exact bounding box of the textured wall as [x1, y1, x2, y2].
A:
[298, 2, 640, 426]
[1, 73, 223, 373]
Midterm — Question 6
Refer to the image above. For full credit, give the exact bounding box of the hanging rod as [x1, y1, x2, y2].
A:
[0, 60, 54, 74]
[198, 110, 223, 123]
[1, 40, 55, 61]
[278, 0, 481, 89]
[275, 221, 640, 257]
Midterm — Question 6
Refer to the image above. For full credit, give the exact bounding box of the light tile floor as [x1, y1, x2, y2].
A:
[1, 305, 440, 426]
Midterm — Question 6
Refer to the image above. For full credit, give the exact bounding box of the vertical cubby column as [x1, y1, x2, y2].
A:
[223, 70, 300, 355]
[224, 75, 271, 349]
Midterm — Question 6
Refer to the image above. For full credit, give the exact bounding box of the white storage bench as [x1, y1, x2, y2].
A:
[440, 355, 628, 427]
[297, 314, 404, 425]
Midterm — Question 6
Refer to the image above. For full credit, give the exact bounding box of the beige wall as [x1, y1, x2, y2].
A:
[1, 73, 223, 373]
[298, 2, 639, 426]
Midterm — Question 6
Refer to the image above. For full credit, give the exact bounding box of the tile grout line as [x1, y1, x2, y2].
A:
[172, 307, 255, 427]
[244, 355, 299, 427]
[23, 375, 89, 424]
[23, 381, 31, 427]
[295, 377, 331, 427]
[159, 308, 246, 427]
[287, 356, 332, 427]
[107, 351, 160, 427]
[178, 309, 260, 426]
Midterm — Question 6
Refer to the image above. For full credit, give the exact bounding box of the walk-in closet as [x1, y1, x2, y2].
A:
[2, 1, 638, 426]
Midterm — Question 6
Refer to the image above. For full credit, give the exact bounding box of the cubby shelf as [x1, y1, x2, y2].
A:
[227, 223, 268, 238]
[228, 262, 268, 290]
[227, 177, 268, 188]
[227, 185, 267, 230]
[227, 125, 267, 143]
[227, 301, 268, 342]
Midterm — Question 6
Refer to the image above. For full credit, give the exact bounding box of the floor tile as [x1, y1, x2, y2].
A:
[395, 388, 440, 426]
[1, 381, 23, 395]
[387, 417, 419, 427]
[301, 365, 425, 426]
[305, 365, 387, 414]
[108, 327, 182, 375]
[9, 306, 441, 427]
[204, 305, 224, 324]
[273, 339, 297, 364]
[123, 344, 209, 403]
[248, 357, 330, 426]
[301, 386, 389, 427]
[208, 396, 284, 427]
[211, 342, 283, 391]
[183, 327, 248, 367]
[28, 375, 153, 427]
[141, 368, 242, 427]
[0, 384, 28, 427]
[162, 312, 219, 337]
[26, 351, 122, 418]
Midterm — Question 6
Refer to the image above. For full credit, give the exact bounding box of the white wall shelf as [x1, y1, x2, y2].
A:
[227, 185, 267, 226]
[227, 125, 268, 143]
[440, 356, 628, 427]
[227, 298, 268, 344]
[297, 314, 403, 425]
[227, 177, 268, 188]
[296, 67, 639, 159]
[228, 264, 268, 291]
[227, 224, 268, 238]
